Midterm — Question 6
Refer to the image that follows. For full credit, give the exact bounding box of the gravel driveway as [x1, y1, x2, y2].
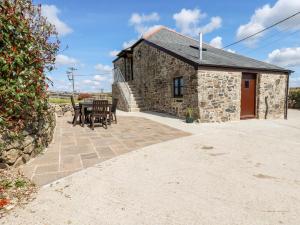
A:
[1, 110, 300, 225]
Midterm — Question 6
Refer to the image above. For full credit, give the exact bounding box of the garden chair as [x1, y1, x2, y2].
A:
[110, 98, 118, 124]
[71, 95, 81, 126]
[90, 100, 109, 130]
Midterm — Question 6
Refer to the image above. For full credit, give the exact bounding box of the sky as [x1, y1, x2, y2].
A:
[35, 0, 300, 92]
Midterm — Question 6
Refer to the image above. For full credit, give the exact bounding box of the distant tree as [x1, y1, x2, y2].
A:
[0, 0, 60, 137]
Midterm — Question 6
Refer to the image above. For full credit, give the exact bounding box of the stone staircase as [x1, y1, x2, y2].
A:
[127, 83, 145, 112]
[113, 67, 145, 112]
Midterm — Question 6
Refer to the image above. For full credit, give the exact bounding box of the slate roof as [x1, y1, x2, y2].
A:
[117, 27, 291, 73]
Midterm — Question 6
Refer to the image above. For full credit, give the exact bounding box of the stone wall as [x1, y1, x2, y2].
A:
[130, 42, 199, 118]
[112, 83, 129, 111]
[197, 69, 288, 122]
[257, 73, 287, 119]
[50, 103, 73, 117]
[114, 56, 133, 81]
[0, 108, 56, 168]
[114, 58, 125, 77]
[197, 69, 242, 122]
[113, 41, 288, 122]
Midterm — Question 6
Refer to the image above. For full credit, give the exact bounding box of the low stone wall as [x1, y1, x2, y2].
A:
[50, 103, 74, 117]
[0, 108, 56, 168]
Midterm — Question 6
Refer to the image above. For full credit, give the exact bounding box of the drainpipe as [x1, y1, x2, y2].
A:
[284, 72, 290, 120]
[199, 32, 203, 61]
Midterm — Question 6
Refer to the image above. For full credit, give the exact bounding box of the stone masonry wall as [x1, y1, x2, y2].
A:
[197, 69, 242, 122]
[197, 69, 288, 122]
[130, 42, 199, 118]
[114, 58, 125, 77]
[113, 42, 288, 122]
[0, 107, 56, 168]
[257, 73, 287, 119]
[112, 83, 129, 111]
[114, 57, 132, 81]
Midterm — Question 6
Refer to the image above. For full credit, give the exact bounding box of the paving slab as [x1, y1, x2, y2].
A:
[19, 115, 190, 186]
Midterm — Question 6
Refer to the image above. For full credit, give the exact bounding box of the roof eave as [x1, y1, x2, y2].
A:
[112, 37, 294, 74]
[112, 39, 144, 63]
[197, 64, 293, 74]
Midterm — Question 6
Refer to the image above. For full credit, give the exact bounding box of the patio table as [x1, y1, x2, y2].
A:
[79, 102, 112, 127]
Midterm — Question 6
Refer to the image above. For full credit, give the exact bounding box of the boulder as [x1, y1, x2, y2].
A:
[1, 149, 20, 165]
[23, 144, 35, 154]
[13, 156, 26, 168]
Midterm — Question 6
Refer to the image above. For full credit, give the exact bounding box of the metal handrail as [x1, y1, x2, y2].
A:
[113, 67, 131, 111]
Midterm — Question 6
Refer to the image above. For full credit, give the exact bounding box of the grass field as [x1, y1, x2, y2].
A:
[49, 98, 76, 104]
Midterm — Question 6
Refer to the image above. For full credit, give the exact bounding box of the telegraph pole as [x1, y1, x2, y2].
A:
[67, 67, 77, 94]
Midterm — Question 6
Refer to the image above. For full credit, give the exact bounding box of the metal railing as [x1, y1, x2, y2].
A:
[113, 67, 131, 110]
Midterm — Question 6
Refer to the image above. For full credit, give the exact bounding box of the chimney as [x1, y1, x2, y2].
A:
[199, 32, 203, 61]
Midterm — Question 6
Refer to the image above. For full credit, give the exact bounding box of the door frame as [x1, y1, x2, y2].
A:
[240, 73, 257, 119]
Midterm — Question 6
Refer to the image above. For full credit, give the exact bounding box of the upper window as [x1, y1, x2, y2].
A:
[173, 77, 183, 98]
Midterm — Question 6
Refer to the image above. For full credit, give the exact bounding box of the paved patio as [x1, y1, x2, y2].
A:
[20, 115, 190, 186]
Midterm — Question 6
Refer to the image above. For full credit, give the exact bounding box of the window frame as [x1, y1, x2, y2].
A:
[173, 76, 183, 98]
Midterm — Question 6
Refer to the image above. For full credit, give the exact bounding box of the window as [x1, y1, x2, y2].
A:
[245, 80, 250, 88]
[173, 77, 183, 98]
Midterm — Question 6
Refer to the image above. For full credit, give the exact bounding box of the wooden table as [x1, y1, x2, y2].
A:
[79, 102, 112, 127]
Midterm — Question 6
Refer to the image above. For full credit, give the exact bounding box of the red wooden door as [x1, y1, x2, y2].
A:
[241, 73, 256, 119]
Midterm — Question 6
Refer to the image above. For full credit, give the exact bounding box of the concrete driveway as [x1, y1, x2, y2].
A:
[1, 110, 300, 225]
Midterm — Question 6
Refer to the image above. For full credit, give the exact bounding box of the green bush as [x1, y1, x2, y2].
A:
[289, 89, 300, 108]
[0, 0, 59, 142]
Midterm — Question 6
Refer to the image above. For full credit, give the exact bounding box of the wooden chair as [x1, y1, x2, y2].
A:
[71, 95, 81, 126]
[90, 100, 109, 130]
[110, 98, 118, 124]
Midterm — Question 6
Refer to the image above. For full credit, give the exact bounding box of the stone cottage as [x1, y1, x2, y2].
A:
[112, 26, 292, 122]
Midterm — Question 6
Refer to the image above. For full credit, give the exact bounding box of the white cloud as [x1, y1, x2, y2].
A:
[209, 36, 223, 48]
[93, 75, 107, 81]
[109, 50, 119, 57]
[173, 8, 206, 36]
[142, 25, 163, 38]
[130, 12, 160, 25]
[94, 64, 113, 73]
[199, 17, 222, 34]
[226, 49, 236, 53]
[173, 8, 222, 37]
[83, 79, 93, 84]
[267, 47, 300, 67]
[41, 5, 72, 36]
[122, 39, 137, 49]
[129, 12, 160, 35]
[83, 79, 101, 86]
[290, 76, 300, 87]
[236, 0, 300, 45]
[122, 12, 162, 51]
[55, 54, 79, 66]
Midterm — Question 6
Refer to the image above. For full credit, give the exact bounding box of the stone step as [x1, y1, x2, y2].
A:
[130, 103, 145, 108]
[130, 107, 145, 112]
[132, 97, 141, 101]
